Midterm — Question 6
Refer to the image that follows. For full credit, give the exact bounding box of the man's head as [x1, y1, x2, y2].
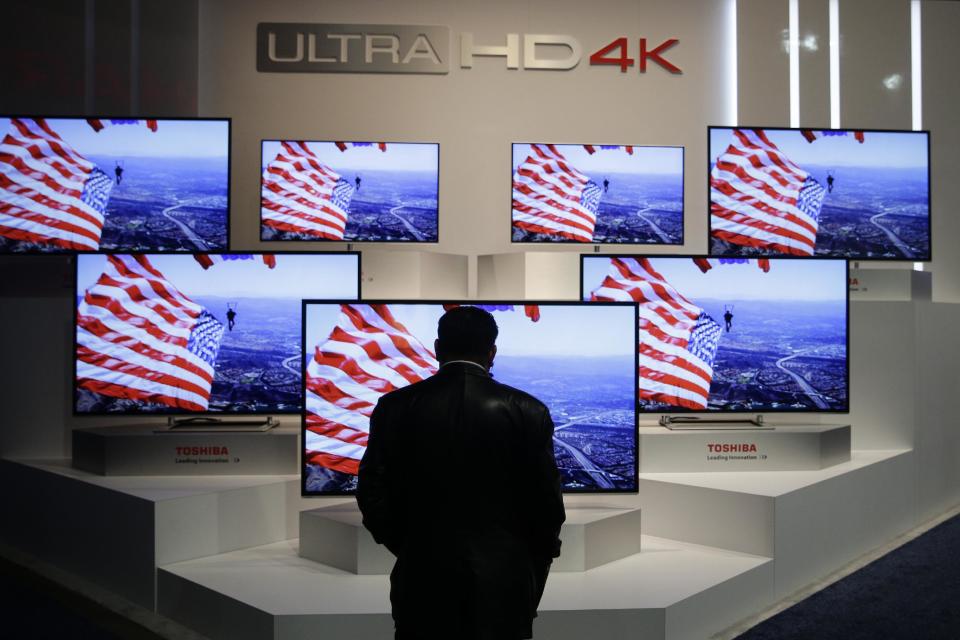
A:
[435, 306, 498, 369]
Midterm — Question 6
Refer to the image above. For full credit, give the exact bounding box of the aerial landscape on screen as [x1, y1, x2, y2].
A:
[709, 128, 930, 260]
[302, 303, 638, 494]
[511, 143, 684, 244]
[74, 254, 358, 415]
[260, 141, 439, 243]
[582, 256, 848, 413]
[0, 118, 230, 253]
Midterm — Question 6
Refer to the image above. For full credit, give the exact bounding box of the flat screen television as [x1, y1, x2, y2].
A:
[74, 252, 360, 415]
[708, 127, 931, 260]
[0, 116, 230, 253]
[511, 143, 684, 244]
[260, 140, 439, 242]
[301, 301, 639, 495]
[581, 255, 848, 413]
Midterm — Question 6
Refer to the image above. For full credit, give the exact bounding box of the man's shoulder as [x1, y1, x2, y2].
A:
[488, 378, 550, 415]
[376, 375, 438, 406]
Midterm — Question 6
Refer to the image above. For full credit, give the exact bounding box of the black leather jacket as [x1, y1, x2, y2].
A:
[357, 360, 566, 640]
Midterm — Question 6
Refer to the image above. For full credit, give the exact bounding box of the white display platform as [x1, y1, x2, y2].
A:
[638, 424, 850, 472]
[299, 504, 642, 574]
[4, 448, 921, 639]
[849, 267, 931, 301]
[626, 449, 916, 599]
[158, 536, 771, 640]
[0, 458, 306, 609]
[72, 424, 299, 476]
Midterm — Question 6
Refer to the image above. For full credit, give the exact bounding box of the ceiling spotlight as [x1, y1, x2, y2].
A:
[883, 73, 903, 90]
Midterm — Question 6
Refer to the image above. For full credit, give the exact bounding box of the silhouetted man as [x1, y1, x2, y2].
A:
[226, 307, 236, 331]
[355, 175, 362, 191]
[723, 308, 734, 332]
[114, 162, 124, 185]
[358, 306, 565, 640]
[826, 173, 835, 193]
[603, 177, 610, 193]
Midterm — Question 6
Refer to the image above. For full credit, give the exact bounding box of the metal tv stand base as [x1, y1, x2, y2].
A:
[659, 415, 774, 431]
[161, 416, 280, 432]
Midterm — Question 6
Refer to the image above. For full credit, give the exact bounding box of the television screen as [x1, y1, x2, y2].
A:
[581, 255, 848, 413]
[74, 252, 360, 415]
[302, 302, 639, 495]
[260, 140, 439, 242]
[0, 117, 230, 253]
[511, 143, 684, 244]
[709, 127, 930, 260]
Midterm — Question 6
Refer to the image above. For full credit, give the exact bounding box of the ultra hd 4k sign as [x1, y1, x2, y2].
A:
[256, 23, 681, 75]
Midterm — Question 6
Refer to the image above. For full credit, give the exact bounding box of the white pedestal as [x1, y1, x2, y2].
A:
[849, 268, 931, 301]
[638, 424, 851, 472]
[299, 503, 642, 574]
[0, 458, 303, 610]
[72, 424, 299, 476]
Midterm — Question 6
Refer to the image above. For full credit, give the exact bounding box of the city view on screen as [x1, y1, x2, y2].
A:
[260, 141, 439, 242]
[0, 117, 230, 253]
[582, 256, 848, 412]
[302, 302, 638, 495]
[709, 127, 930, 260]
[75, 253, 359, 414]
[511, 143, 684, 244]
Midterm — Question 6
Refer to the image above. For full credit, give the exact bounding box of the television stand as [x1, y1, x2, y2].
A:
[159, 416, 280, 433]
[659, 415, 774, 431]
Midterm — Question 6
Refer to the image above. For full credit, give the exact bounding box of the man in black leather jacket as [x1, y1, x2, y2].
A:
[357, 306, 566, 640]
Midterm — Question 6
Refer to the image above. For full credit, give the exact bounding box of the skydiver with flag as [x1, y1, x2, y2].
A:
[114, 161, 124, 185]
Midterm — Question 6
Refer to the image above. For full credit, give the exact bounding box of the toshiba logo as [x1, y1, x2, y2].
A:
[707, 443, 758, 453]
[176, 446, 230, 456]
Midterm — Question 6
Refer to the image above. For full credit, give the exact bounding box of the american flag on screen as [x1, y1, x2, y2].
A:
[86, 119, 159, 133]
[0, 118, 113, 251]
[305, 304, 439, 475]
[590, 257, 722, 410]
[512, 144, 602, 242]
[261, 141, 355, 240]
[710, 129, 827, 256]
[76, 254, 225, 412]
[193, 253, 277, 270]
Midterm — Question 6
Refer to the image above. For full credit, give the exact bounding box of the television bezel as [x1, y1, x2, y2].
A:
[706, 125, 932, 262]
[0, 115, 233, 255]
[72, 250, 362, 417]
[300, 299, 641, 497]
[579, 253, 851, 415]
[509, 141, 686, 246]
[258, 139, 441, 244]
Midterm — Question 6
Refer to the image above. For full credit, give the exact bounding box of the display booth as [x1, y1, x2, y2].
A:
[2, 1, 960, 639]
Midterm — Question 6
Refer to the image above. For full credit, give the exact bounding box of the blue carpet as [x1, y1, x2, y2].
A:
[737, 513, 960, 640]
[0, 557, 155, 639]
